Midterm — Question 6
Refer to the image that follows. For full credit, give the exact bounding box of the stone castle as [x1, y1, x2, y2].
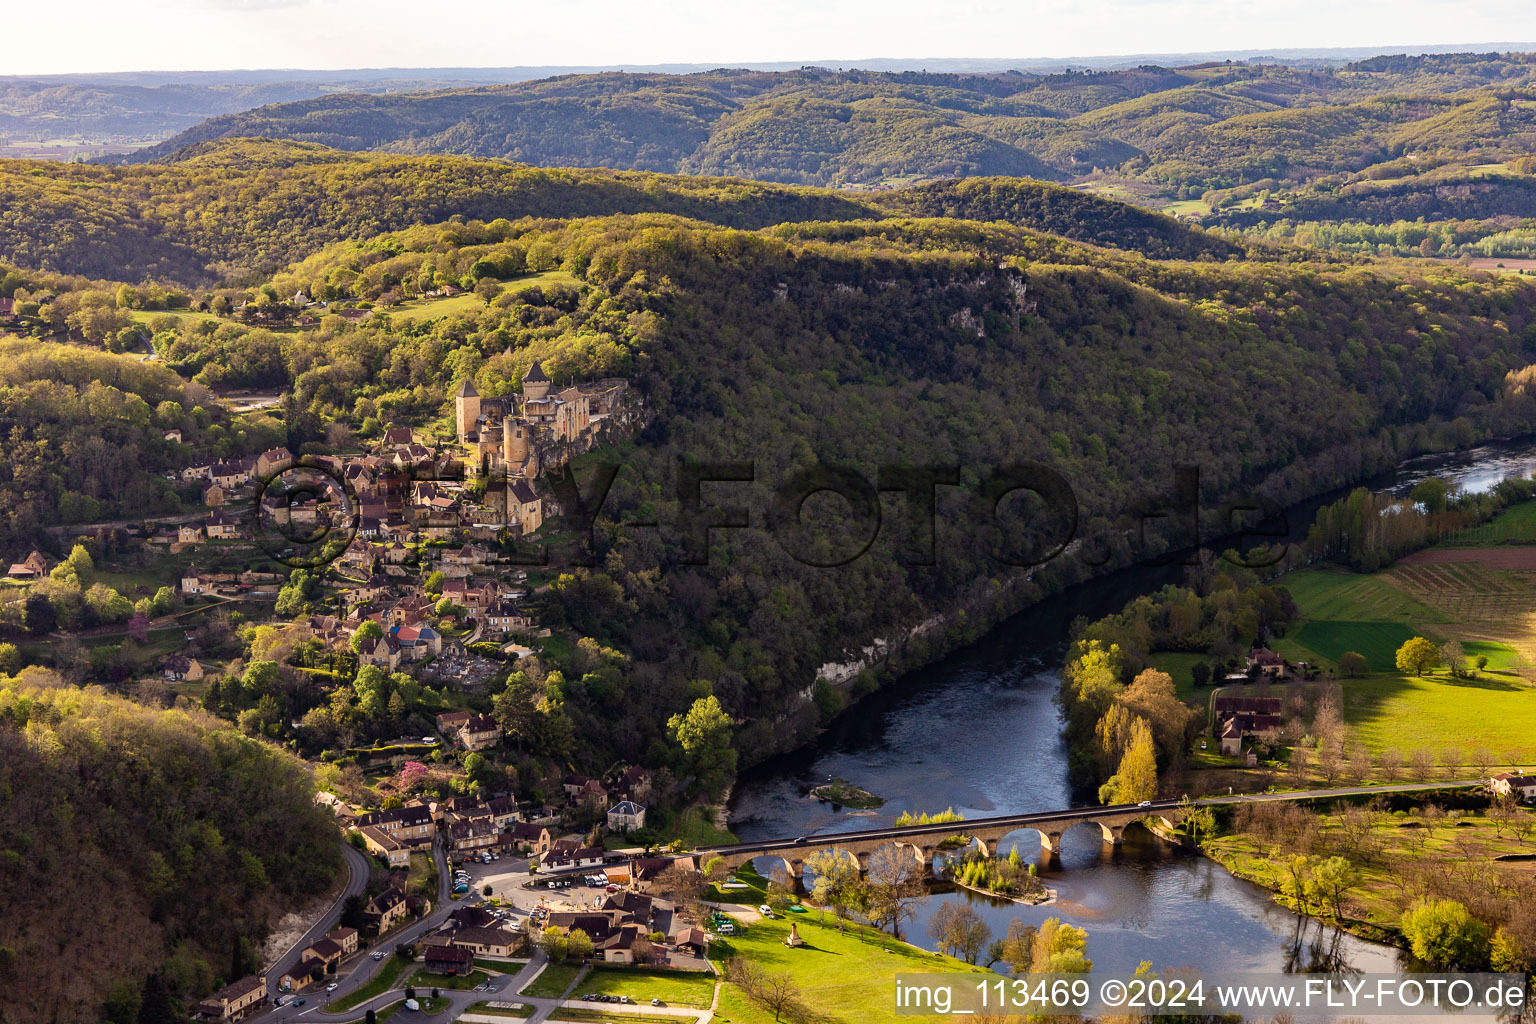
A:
[454, 361, 627, 479]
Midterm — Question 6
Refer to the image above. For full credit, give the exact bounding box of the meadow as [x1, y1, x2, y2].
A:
[707, 910, 983, 1024]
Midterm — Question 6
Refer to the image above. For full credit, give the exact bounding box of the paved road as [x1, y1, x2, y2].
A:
[698, 781, 1483, 857]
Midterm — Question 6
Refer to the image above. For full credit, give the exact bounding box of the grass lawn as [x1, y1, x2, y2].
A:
[706, 863, 770, 904]
[467, 1002, 534, 1017]
[1148, 651, 1207, 700]
[406, 852, 437, 897]
[326, 957, 413, 1011]
[546, 1010, 670, 1023]
[474, 957, 526, 974]
[708, 912, 983, 1024]
[427, 969, 490, 990]
[520, 962, 582, 999]
[1339, 672, 1536, 757]
[580, 966, 715, 1008]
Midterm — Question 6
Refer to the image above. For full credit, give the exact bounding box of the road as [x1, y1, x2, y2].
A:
[696, 781, 1484, 858]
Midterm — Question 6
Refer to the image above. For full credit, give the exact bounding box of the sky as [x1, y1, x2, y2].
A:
[2, 0, 1536, 75]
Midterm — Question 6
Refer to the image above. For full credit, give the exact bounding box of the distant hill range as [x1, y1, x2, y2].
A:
[99, 51, 1536, 197]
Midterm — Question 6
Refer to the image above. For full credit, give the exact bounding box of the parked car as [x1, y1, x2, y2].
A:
[293, 999, 306, 1007]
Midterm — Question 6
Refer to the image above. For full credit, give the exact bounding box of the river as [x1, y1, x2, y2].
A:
[726, 438, 1536, 983]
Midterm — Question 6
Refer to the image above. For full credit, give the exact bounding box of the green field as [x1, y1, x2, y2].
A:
[520, 962, 582, 999]
[708, 912, 981, 1024]
[384, 272, 580, 323]
[1287, 619, 1419, 672]
[1340, 673, 1536, 758]
[1277, 569, 1442, 624]
[580, 966, 715, 1007]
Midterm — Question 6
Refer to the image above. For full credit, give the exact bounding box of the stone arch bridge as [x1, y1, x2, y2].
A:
[699, 799, 1186, 882]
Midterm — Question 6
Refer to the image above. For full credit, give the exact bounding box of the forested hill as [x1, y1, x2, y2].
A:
[119, 55, 1536, 194]
[0, 140, 1238, 282]
[0, 668, 339, 1023]
[58, 210, 1536, 774]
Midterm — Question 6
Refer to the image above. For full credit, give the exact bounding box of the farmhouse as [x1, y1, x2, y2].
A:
[1489, 772, 1536, 801]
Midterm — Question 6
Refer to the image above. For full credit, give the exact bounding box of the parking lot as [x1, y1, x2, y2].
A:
[448, 856, 620, 918]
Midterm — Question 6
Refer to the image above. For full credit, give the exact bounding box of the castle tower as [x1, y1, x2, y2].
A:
[454, 379, 481, 442]
[523, 360, 551, 401]
[503, 416, 529, 469]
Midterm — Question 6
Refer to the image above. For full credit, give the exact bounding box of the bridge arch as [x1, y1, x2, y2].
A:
[929, 835, 990, 876]
[748, 853, 802, 885]
[867, 840, 928, 879]
[798, 847, 865, 880]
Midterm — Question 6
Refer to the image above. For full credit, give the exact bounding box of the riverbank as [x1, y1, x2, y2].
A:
[1199, 795, 1536, 958]
[950, 879, 1056, 906]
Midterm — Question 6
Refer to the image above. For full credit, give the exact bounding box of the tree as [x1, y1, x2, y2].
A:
[351, 620, 383, 653]
[1030, 917, 1092, 974]
[341, 893, 368, 931]
[136, 973, 177, 1024]
[1377, 747, 1404, 782]
[928, 901, 991, 964]
[1190, 662, 1211, 688]
[1396, 637, 1441, 677]
[1410, 478, 1451, 514]
[0, 642, 20, 675]
[1336, 651, 1369, 678]
[758, 970, 800, 1023]
[1439, 640, 1466, 678]
[539, 925, 569, 961]
[475, 278, 503, 305]
[565, 927, 594, 961]
[806, 849, 864, 928]
[1310, 855, 1358, 921]
[1409, 747, 1437, 782]
[1097, 716, 1157, 804]
[865, 845, 927, 937]
[996, 917, 1038, 972]
[667, 695, 737, 799]
[1400, 899, 1491, 968]
[22, 593, 56, 634]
